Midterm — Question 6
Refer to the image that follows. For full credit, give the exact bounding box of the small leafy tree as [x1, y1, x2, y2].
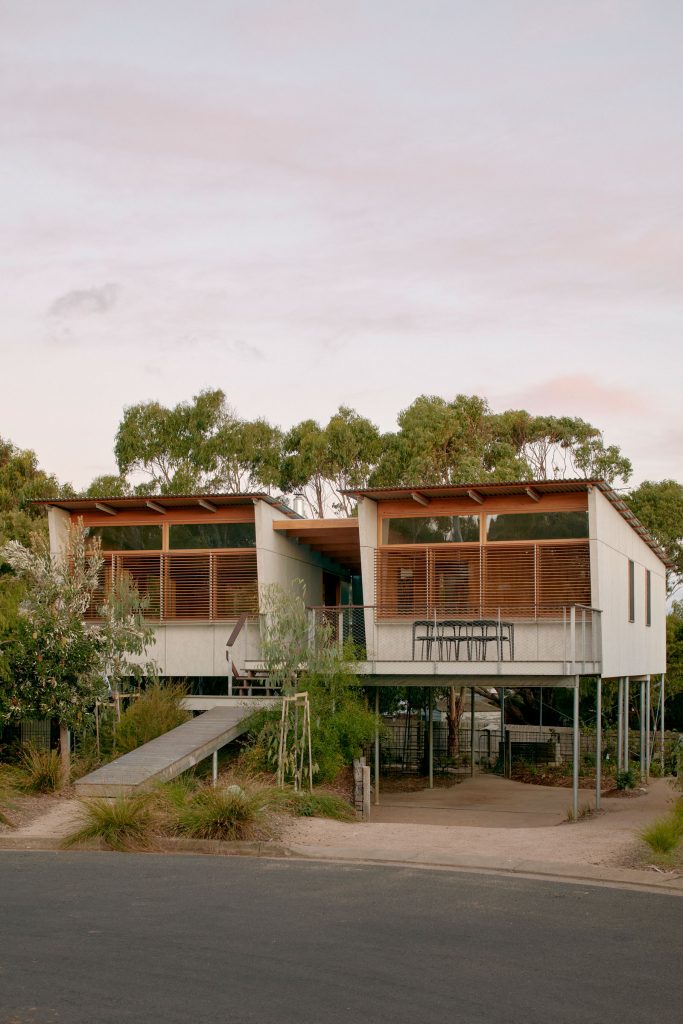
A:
[248, 582, 375, 782]
[0, 523, 154, 779]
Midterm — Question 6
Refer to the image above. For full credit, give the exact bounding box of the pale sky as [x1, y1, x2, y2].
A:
[2, 1, 682, 490]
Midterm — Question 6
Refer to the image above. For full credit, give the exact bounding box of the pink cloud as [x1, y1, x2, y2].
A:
[498, 374, 648, 418]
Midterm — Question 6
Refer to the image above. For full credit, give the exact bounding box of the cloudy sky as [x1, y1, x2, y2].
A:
[2, 1, 681, 490]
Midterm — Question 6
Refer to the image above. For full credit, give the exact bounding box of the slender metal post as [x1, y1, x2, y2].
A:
[374, 687, 380, 805]
[660, 674, 665, 774]
[617, 678, 623, 772]
[572, 677, 580, 821]
[639, 680, 646, 782]
[212, 750, 218, 786]
[595, 676, 602, 810]
[470, 686, 475, 777]
[428, 689, 434, 789]
[624, 677, 630, 771]
[645, 674, 651, 779]
[500, 687, 505, 774]
[569, 606, 576, 669]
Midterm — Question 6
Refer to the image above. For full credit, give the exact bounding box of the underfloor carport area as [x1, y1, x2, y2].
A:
[367, 673, 664, 821]
[369, 773, 594, 828]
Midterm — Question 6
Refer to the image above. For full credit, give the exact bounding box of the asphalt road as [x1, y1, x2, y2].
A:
[0, 853, 680, 1024]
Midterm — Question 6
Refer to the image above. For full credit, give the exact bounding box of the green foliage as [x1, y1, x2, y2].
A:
[113, 389, 284, 496]
[616, 767, 638, 790]
[106, 391, 632, 517]
[0, 525, 153, 739]
[0, 436, 68, 549]
[626, 479, 683, 594]
[267, 787, 355, 820]
[369, 397, 631, 490]
[175, 784, 269, 841]
[247, 583, 376, 782]
[281, 407, 382, 516]
[642, 807, 683, 856]
[63, 794, 157, 851]
[114, 681, 191, 754]
[84, 474, 130, 498]
[14, 744, 63, 793]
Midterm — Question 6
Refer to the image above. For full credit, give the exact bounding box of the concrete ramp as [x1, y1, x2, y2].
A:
[75, 704, 272, 797]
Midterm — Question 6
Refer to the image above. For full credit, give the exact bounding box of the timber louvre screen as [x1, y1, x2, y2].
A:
[86, 550, 258, 621]
[375, 542, 591, 618]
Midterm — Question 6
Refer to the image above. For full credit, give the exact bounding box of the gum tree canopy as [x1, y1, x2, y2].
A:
[97, 392, 632, 516]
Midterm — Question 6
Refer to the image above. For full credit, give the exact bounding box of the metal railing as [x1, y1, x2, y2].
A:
[308, 605, 602, 669]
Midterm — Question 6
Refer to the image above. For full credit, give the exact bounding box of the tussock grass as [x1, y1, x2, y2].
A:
[175, 784, 270, 842]
[642, 800, 683, 857]
[266, 787, 355, 821]
[14, 744, 63, 793]
[63, 794, 158, 851]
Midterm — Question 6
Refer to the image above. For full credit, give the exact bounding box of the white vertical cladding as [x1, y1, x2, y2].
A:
[253, 500, 325, 606]
[592, 488, 666, 678]
[47, 506, 71, 559]
[357, 498, 378, 659]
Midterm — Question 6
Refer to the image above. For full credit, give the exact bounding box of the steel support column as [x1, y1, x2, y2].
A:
[572, 677, 580, 821]
[639, 680, 646, 782]
[645, 674, 651, 780]
[624, 678, 630, 771]
[428, 689, 434, 789]
[617, 678, 623, 772]
[660, 674, 665, 775]
[595, 676, 602, 811]
[470, 686, 475, 778]
[374, 687, 380, 806]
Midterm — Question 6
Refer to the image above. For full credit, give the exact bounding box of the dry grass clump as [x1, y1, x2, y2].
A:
[13, 744, 63, 793]
[642, 799, 683, 861]
[62, 772, 357, 852]
[174, 783, 271, 842]
[63, 793, 158, 852]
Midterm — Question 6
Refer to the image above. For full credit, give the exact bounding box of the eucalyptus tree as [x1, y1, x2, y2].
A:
[626, 479, 683, 595]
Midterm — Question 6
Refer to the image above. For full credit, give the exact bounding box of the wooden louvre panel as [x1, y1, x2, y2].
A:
[164, 553, 210, 619]
[430, 546, 481, 616]
[115, 554, 163, 619]
[536, 542, 590, 612]
[375, 549, 428, 617]
[214, 551, 258, 617]
[85, 551, 258, 621]
[483, 544, 536, 616]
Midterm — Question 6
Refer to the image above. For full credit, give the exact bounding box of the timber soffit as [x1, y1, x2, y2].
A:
[343, 479, 673, 569]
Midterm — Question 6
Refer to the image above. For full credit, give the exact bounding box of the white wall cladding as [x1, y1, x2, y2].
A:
[254, 501, 325, 606]
[589, 487, 666, 678]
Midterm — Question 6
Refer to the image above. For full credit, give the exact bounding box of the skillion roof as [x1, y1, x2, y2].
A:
[343, 479, 672, 568]
[35, 492, 302, 519]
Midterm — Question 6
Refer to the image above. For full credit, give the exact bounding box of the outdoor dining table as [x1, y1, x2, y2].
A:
[412, 619, 515, 661]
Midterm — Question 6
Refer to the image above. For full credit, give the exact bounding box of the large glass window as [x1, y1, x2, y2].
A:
[85, 525, 162, 551]
[486, 511, 589, 542]
[382, 515, 480, 545]
[168, 522, 256, 549]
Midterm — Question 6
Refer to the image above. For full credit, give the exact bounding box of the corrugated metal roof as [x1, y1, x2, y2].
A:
[35, 492, 302, 519]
